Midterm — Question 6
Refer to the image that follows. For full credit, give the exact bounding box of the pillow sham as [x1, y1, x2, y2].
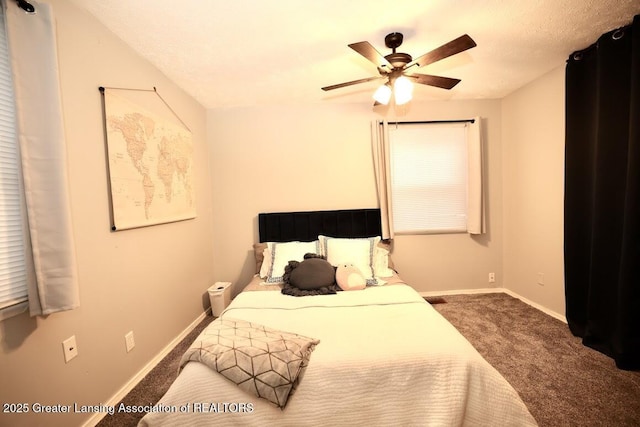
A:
[253, 242, 268, 274]
[319, 235, 380, 285]
[265, 240, 320, 283]
[374, 247, 394, 278]
[377, 240, 395, 270]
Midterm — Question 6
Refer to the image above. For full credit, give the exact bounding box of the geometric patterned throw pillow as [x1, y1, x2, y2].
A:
[180, 318, 320, 409]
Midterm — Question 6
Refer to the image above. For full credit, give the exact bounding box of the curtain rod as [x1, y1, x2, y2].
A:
[382, 119, 475, 125]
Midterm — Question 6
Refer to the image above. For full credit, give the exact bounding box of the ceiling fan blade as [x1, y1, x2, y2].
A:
[405, 34, 476, 69]
[407, 73, 461, 89]
[348, 41, 391, 68]
[321, 76, 384, 91]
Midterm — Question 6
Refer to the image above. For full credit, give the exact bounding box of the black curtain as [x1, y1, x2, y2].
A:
[564, 15, 640, 370]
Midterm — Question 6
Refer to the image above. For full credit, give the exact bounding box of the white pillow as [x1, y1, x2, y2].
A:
[319, 235, 380, 285]
[374, 247, 394, 278]
[265, 240, 320, 283]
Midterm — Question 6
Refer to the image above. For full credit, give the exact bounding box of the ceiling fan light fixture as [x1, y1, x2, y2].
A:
[373, 83, 392, 105]
[394, 76, 413, 105]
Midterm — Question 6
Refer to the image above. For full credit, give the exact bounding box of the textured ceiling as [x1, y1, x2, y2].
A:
[69, 0, 640, 109]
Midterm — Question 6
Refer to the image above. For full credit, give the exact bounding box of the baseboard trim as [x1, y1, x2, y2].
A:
[421, 287, 506, 297]
[420, 288, 567, 323]
[501, 289, 567, 323]
[83, 309, 210, 427]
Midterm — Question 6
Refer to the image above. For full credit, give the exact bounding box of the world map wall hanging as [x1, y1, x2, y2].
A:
[100, 87, 196, 231]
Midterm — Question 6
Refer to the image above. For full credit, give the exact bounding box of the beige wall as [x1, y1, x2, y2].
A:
[502, 65, 566, 316]
[0, 1, 212, 426]
[208, 99, 503, 294]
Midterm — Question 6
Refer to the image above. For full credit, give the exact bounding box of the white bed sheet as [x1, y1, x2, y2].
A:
[139, 284, 537, 426]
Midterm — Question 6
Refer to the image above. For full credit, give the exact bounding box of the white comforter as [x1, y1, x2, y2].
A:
[139, 284, 537, 426]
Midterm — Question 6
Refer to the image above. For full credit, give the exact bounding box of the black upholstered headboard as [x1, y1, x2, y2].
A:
[258, 209, 382, 243]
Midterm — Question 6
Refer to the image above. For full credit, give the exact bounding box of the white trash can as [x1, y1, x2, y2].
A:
[208, 282, 232, 317]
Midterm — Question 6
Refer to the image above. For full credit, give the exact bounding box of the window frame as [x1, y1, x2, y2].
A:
[388, 121, 471, 235]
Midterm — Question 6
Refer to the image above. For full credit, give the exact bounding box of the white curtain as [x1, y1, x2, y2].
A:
[5, 1, 79, 315]
[371, 120, 394, 239]
[371, 118, 485, 237]
[467, 117, 485, 235]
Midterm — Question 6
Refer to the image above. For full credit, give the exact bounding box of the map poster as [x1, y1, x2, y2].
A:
[103, 90, 196, 230]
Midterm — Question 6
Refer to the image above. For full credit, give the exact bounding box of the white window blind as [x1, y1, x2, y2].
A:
[389, 122, 468, 234]
[0, 6, 28, 312]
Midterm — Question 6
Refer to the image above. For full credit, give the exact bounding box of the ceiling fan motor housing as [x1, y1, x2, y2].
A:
[383, 33, 412, 67]
[385, 52, 412, 68]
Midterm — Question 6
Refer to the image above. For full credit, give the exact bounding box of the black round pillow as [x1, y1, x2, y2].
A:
[290, 257, 335, 290]
[281, 253, 341, 297]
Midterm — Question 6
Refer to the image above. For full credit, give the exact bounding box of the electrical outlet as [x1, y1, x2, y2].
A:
[488, 272, 495, 283]
[537, 272, 545, 286]
[62, 335, 78, 363]
[125, 331, 135, 353]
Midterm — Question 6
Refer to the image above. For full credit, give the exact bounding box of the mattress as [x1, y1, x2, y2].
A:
[139, 282, 537, 426]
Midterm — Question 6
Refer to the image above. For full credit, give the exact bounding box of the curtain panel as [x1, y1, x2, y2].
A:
[5, 1, 79, 315]
[564, 15, 640, 370]
[371, 120, 394, 239]
[466, 117, 485, 235]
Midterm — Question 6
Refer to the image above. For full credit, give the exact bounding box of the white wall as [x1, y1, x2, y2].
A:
[502, 65, 566, 316]
[208, 99, 503, 295]
[0, 1, 213, 426]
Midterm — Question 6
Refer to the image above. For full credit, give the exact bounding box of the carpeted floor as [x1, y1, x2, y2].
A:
[433, 293, 640, 427]
[97, 293, 640, 427]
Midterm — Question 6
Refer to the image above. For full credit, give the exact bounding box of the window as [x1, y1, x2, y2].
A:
[0, 6, 28, 316]
[389, 122, 469, 234]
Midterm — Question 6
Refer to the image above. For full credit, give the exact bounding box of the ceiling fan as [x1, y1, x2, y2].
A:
[322, 32, 476, 105]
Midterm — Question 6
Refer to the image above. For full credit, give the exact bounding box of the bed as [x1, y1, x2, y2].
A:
[139, 209, 537, 426]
